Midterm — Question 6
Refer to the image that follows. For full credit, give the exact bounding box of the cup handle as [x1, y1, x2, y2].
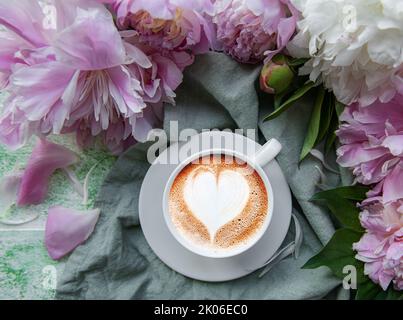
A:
[253, 138, 282, 168]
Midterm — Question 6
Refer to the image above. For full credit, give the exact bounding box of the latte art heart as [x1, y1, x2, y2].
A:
[183, 168, 250, 239]
[169, 155, 268, 251]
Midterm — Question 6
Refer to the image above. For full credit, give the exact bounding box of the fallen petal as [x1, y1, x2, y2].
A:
[0, 171, 41, 226]
[83, 161, 102, 206]
[62, 167, 84, 197]
[17, 139, 79, 206]
[45, 206, 100, 260]
[0, 171, 22, 211]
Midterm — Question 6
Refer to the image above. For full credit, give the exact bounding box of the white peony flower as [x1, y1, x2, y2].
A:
[287, 0, 403, 106]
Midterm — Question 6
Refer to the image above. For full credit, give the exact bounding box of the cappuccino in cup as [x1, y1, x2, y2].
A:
[168, 155, 268, 253]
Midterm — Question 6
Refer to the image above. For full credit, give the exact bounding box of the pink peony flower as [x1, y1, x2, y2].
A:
[336, 96, 403, 203]
[212, 0, 299, 64]
[354, 201, 403, 291]
[0, 0, 184, 154]
[108, 0, 215, 55]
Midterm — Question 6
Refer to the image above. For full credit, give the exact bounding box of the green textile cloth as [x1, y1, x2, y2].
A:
[56, 52, 348, 300]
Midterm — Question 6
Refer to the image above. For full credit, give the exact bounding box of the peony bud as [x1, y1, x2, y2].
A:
[260, 55, 294, 95]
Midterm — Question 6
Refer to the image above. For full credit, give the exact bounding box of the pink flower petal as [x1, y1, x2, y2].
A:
[213, 0, 298, 63]
[54, 4, 126, 70]
[382, 135, 403, 156]
[127, 0, 175, 20]
[0, 110, 32, 150]
[336, 95, 403, 195]
[17, 139, 79, 206]
[124, 42, 152, 69]
[10, 61, 76, 125]
[0, 0, 47, 46]
[153, 53, 183, 93]
[355, 200, 403, 291]
[378, 271, 395, 291]
[337, 144, 387, 168]
[0, 172, 22, 211]
[0, 31, 30, 87]
[383, 164, 403, 203]
[113, 0, 213, 53]
[386, 241, 403, 261]
[45, 206, 100, 260]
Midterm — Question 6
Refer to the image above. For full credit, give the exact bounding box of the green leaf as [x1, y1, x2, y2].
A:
[316, 92, 334, 144]
[324, 108, 339, 154]
[300, 86, 325, 161]
[274, 91, 288, 109]
[303, 228, 363, 279]
[335, 100, 345, 117]
[327, 205, 361, 232]
[356, 278, 403, 300]
[304, 227, 403, 300]
[355, 279, 384, 300]
[325, 132, 337, 155]
[287, 57, 309, 67]
[385, 288, 403, 300]
[323, 198, 362, 231]
[263, 81, 315, 121]
[311, 186, 369, 201]
[311, 186, 369, 231]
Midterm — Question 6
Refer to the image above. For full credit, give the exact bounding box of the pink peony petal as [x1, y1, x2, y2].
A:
[0, 172, 22, 211]
[378, 271, 395, 291]
[0, 110, 32, 150]
[107, 65, 146, 114]
[112, 0, 214, 54]
[337, 95, 403, 193]
[213, 0, 298, 63]
[127, 0, 175, 20]
[383, 164, 403, 203]
[45, 206, 100, 260]
[355, 200, 403, 291]
[10, 61, 76, 126]
[386, 241, 403, 261]
[153, 54, 183, 93]
[54, 3, 126, 70]
[17, 139, 79, 206]
[382, 135, 403, 156]
[0, 0, 47, 46]
[0, 31, 30, 88]
[124, 42, 153, 68]
[337, 144, 387, 168]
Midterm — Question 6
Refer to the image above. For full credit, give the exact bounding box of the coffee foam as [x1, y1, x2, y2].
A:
[168, 155, 268, 252]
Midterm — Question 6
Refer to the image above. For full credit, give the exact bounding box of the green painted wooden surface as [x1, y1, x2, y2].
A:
[0, 231, 58, 299]
[0, 91, 116, 299]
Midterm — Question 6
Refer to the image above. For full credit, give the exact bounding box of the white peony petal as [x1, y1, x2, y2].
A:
[289, 0, 403, 106]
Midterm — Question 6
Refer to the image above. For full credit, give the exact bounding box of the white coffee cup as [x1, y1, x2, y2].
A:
[162, 138, 282, 258]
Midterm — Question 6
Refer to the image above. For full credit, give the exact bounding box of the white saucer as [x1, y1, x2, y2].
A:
[139, 132, 292, 282]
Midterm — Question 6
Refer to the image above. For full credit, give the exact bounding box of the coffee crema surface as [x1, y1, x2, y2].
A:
[168, 155, 268, 252]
